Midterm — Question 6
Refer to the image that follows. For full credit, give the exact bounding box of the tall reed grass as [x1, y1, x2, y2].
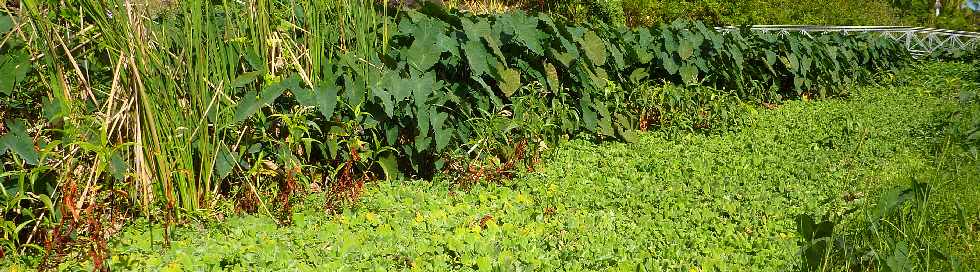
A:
[16, 0, 391, 233]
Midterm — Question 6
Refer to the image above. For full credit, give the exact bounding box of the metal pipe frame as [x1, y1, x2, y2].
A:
[715, 25, 980, 58]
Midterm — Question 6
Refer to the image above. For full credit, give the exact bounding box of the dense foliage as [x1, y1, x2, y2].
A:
[302, 3, 910, 180]
[0, 0, 974, 269]
[10, 62, 973, 271]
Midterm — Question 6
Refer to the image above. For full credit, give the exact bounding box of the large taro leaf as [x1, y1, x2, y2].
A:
[404, 32, 443, 72]
[0, 15, 11, 34]
[579, 30, 607, 66]
[595, 100, 613, 136]
[462, 17, 504, 62]
[629, 68, 648, 83]
[371, 77, 395, 116]
[801, 54, 812, 75]
[231, 71, 263, 89]
[495, 11, 544, 56]
[494, 65, 522, 97]
[0, 120, 38, 165]
[580, 93, 598, 131]
[515, 58, 544, 87]
[679, 64, 699, 86]
[554, 52, 577, 68]
[662, 28, 677, 52]
[678, 39, 695, 60]
[292, 80, 339, 119]
[314, 83, 340, 119]
[407, 72, 439, 111]
[429, 108, 451, 151]
[660, 51, 678, 75]
[781, 53, 800, 75]
[634, 29, 655, 63]
[436, 33, 460, 59]
[765, 50, 778, 72]
[608, 44, 625, 70]
[0, 51, 31, 95]
[794, 76, 805, 93]
[214, 143, 240, 180]
[730, 46, 744, 68]
[553, 30, 581, 68]
[233, 76, 293, 123]
[402, 15, 447, 72]
[633, 29, 656, 65]
[377, 152, 400, 181]
[544, 62, 560, 93]
[463, 38, 491, 77]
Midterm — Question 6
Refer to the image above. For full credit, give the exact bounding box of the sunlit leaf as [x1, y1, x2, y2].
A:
[580, 31, 607, 66]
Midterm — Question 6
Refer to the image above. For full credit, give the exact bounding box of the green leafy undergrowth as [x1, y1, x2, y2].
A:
[798, 62, 980, 271]
[42, 62, 972, 271]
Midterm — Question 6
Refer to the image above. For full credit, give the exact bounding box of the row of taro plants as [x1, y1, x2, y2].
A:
[0, 0, 911, 267]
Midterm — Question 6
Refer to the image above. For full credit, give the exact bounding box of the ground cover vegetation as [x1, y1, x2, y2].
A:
[9, 61, 974, 271]
[0, 0, 977, 270]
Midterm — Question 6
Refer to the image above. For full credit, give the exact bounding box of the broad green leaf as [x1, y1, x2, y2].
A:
[414, 129, 432, 151]
[314, 83, 340, 119]
[1, 120, 38, 165]
[635, 46, 654, 64]
[782, 53, 800, 72]
[629, 68, 648, 83]
[496, 68, 521, 97]
[794, 76, 804, 92]
[377, 153, 400, 181]
[109, 151, 128, 180]
[214, 144, 239, 180]
[462, 17, 504, 62]
[678, 40, 694, 60]
[372, 83, 394, 116]
[765, 51, 778, 65]
[0, 15, 11, 34]
[233, 92, 263, 123]
[405, 35, 442, 72]
[0, 51, 31, 95]
[430, 109, 451, 151]
[515, 59, 544, 87]
[608, 44, 625, 70]
[731, 47, 744, 67]
[555, 52, 576, 68]
[662, 30, 677, 52]
[544, 62, 560, 93]
[435, 33, 459, 56]
[408, 72, 438, 111]
[463, 39, 491, 77]
[886, 242, 911, 272]
[499, 12, 544, 55]
[580, 31, 607, 66]
[679, 64, 699, 85]
[231, 71, 263, 88]
[554, 32, 581, 67]
[326, 136, 339, 159]
[660, 52, 678, 74]
[292, 86, 316, 107]
[233, 78, 289, 123]
[580, 95, 597, 131]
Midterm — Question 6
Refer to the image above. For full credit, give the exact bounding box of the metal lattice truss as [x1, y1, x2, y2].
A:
[716, 25, 980, 57]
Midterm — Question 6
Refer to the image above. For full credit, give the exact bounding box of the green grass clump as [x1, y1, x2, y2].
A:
[33, 62, 972, 271]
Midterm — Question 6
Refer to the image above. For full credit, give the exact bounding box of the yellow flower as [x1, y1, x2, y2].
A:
[364, 212, 380, 225]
